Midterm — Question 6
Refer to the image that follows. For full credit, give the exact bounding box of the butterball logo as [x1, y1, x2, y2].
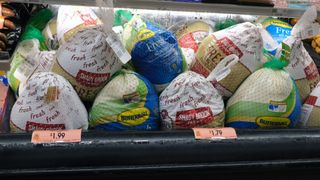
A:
[256, 117, 290, 128]
[118, 108, 150, 126]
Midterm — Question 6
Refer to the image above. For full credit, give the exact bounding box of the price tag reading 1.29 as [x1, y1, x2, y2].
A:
[192, 128, 237, 140]
[31, 129, 82, 144]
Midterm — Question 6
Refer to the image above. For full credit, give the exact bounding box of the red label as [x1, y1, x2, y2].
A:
[179, 33, 198, 52]
[304, 62, 318, 80]
[175, 107, 213, 128]
[26, 121, 65, 132]
[190, 60, 210, 77]
[76, 70, 110, 87]
[216, 37, 243, 58]
[305, 95, 318, 106]
[78, 12, 97, 26]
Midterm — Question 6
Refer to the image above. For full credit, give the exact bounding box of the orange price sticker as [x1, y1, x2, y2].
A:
[192, 127, 237, 140]
[31, 129, 82, 144]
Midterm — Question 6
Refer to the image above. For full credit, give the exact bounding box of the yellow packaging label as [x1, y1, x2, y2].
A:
[137, 29, 155, 41]
[118, 107, 150, 126]
[256, 116, 290, 128]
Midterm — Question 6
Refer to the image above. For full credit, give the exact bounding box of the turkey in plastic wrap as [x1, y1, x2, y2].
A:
[52, 26, 123, 102]
[190, 22, 263, 98]
[89, 70, 160, 131]
[122, 15, 187, 92]
[170, 20, 214, 68]
[160, 71, 224, 129]
[10, 72, 88, 132]
[274, 7, 320, 102]
[297, 81, 320, 128]
[226, 58, 301, 129]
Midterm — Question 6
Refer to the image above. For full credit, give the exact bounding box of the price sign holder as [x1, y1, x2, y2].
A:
[192, 127, 237, 140]
[31, 129, 82, 144]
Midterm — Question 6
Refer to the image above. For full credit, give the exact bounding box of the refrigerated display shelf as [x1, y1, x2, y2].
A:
[1, 129, 320, 178]
[6, 0, 312, 18]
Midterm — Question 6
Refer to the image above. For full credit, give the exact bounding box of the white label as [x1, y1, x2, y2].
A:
[268, 103, 287, 113]
[298, 104, 313, 127]
[13, 55, 39, 83]
[106, 31, 131, 64]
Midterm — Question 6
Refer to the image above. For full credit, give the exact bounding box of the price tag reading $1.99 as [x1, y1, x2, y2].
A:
[192, 128, 237, 140]
[31, 129, 82, 144]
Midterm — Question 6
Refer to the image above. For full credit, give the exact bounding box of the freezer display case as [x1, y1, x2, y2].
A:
[1, 0, 320, 179]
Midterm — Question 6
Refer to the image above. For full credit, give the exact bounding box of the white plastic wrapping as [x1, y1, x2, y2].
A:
[10, 72, 88, 132]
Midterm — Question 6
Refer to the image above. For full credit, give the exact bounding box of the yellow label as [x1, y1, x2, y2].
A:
[118, 107, 150, 126]
[256, 117, 290, 128]
[137, 29, 155, 41]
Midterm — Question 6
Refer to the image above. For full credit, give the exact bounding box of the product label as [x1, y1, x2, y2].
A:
[14, 55, 39, 83]
[76, 70, 110, 87]
[106, 31, 131, 64]
[118, 107, 150, 126]
[256, 116, 291, 128]
[305, 95, 318, 106]
[298, 104, 313, 127]
[123, 92, 141, 103]
[26, 121, 65, 131]
[179, 31, 208, 53]
[175, 107, 213, 128]
[268, 101, 287, 112]
[45, 86, 60, 103]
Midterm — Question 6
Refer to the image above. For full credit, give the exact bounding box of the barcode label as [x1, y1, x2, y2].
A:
[106, 31, 131, 64]
[13, 55, 39, 83]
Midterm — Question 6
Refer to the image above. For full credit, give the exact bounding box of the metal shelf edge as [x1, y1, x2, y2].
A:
[6, 0, 310, 17]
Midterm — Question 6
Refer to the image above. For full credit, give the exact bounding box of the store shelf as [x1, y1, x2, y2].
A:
[6, 0, 311, 18]
[0, 60, 10, 71]
[1, 129, 320, 178]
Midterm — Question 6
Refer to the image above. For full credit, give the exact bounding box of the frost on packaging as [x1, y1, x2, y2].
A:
[159, 71, 225, 130]
[10, 72, 88, 132]
[190, 22, 263, 98]
[52, 26, 122, 102]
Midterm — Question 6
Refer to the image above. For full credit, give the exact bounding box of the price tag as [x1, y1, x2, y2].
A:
[31, 129, 82, 144]
[192, 127, 237, 140]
